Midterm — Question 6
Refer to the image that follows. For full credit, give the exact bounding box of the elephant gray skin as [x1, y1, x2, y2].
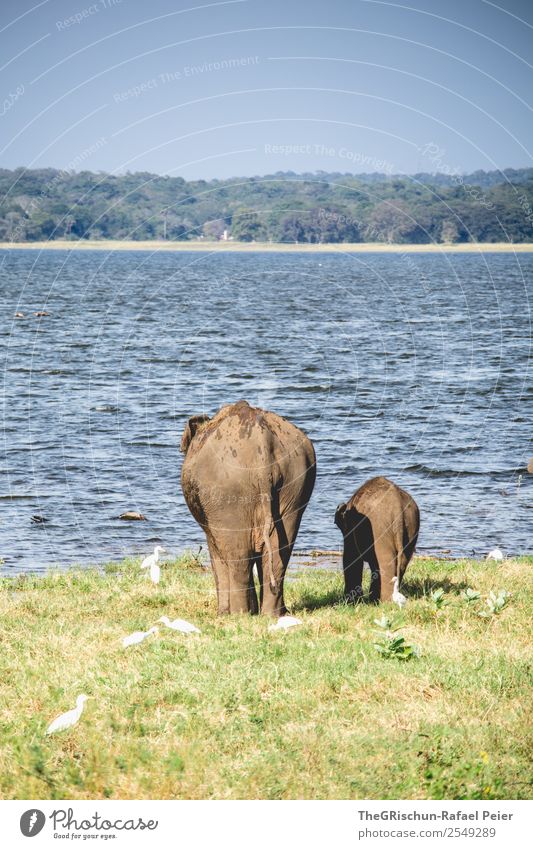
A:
[180, 400, 316, 616]
[334, 476, 419, 602]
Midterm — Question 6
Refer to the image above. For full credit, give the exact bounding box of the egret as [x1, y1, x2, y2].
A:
[268, 615, 303, 632]
[391, 576, 407, 608]
[140, 546, 165, 583]
[486, 548, 504, 562]
[46, 694, 88, 735]
[158, 616, 201, 634]
[122, 626, 158, 648]
[140, 545, 165, 571]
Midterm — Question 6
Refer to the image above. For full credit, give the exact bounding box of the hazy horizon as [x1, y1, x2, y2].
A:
[2, 164, 532, 181]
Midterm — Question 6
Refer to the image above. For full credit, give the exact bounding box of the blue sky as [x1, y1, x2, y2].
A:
[1, 0, 532, 178]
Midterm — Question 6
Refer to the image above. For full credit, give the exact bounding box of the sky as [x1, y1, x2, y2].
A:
[1, 0, 532, 179]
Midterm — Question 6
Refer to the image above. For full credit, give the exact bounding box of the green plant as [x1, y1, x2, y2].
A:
[430, 588, 448, 610]
[479, 590, 511, 617]
[373, 613, 418, 660]
[374, 633, 419, 661]
[462, 588, 481, 603]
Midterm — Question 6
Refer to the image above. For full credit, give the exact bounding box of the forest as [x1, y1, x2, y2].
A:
[1, 166, 532, 244]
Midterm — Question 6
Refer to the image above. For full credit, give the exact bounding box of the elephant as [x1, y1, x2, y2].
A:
[334, 476, 419, 602]
[180, 400, 316, 616]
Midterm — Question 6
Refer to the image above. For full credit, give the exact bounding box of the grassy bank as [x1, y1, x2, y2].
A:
[0, 554, 531, 800]
[2, 240, 533, 253]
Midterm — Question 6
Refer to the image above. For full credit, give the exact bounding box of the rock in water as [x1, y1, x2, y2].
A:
[118, 511, 147, 521]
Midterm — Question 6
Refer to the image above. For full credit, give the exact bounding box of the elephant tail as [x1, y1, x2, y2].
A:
[395, 519, 410, 583]
[395, 502, 419, 583]
[262, 511, 277, 593]
[396, 549, 403, 582]
[394, 520, 404, 582]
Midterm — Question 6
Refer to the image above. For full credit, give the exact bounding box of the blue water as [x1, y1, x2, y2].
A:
[0, 248, 531, 573]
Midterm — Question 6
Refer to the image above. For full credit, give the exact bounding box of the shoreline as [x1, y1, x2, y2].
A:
[2, 551, 531, 579]
[2, 240, 533, 253]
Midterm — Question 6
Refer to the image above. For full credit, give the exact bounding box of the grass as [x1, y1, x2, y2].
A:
[0, 554, 531, 800]
[2, 240, 533, 253]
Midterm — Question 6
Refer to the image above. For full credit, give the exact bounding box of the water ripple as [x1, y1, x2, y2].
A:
[0, 249, 531, 572]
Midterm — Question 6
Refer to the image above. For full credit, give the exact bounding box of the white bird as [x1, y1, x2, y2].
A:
[140, 546, 165, 584]
[268, 615, 303, 632]
[46, 694, 88, 735]
[486, 547, 504, 562]
[122, 626, 158, 648]
[140, 545, 165, 571]
[391, 576, 407, 608]
[158, 616, 201, 634]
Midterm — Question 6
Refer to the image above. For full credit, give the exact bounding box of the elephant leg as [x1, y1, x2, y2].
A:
[206, 530, 256, 615]
[373, 541, 397, 602]
[228, 550, 255, 614]
[217, 532, 257, 614]
[260, 545, 288, 616]
[400, 528, 418, 582]
[206, 538, 230, 614]
[214, 555, 256, 615]
[259, 509, 296, 616]
[342, 531, 364, 602]
[368, 548, 381, 603]
[258, 491, 311, 616]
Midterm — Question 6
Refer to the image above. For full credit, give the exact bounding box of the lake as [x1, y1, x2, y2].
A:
[0, 248, 531, 573]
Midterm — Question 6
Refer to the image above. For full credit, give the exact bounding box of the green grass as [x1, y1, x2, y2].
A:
[0, 554, 531, 800]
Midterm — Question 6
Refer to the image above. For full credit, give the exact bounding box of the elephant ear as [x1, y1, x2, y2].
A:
[334, 502, 348, 532]
[180, 414, 210, 454]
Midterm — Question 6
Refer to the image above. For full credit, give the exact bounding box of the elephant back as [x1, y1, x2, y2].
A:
[184, 400, 314, 471]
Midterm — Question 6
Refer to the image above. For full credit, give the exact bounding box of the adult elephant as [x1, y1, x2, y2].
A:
[180, 400, 316, 615]
[334, 477, 419, 602]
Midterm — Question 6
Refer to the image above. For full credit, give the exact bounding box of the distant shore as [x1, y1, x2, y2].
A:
[2, 240, 533, 253]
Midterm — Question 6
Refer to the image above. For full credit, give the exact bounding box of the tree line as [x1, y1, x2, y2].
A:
[1, 167, 532, 244]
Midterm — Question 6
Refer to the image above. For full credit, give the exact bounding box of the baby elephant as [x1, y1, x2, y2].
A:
[334, 476, 419, 602]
